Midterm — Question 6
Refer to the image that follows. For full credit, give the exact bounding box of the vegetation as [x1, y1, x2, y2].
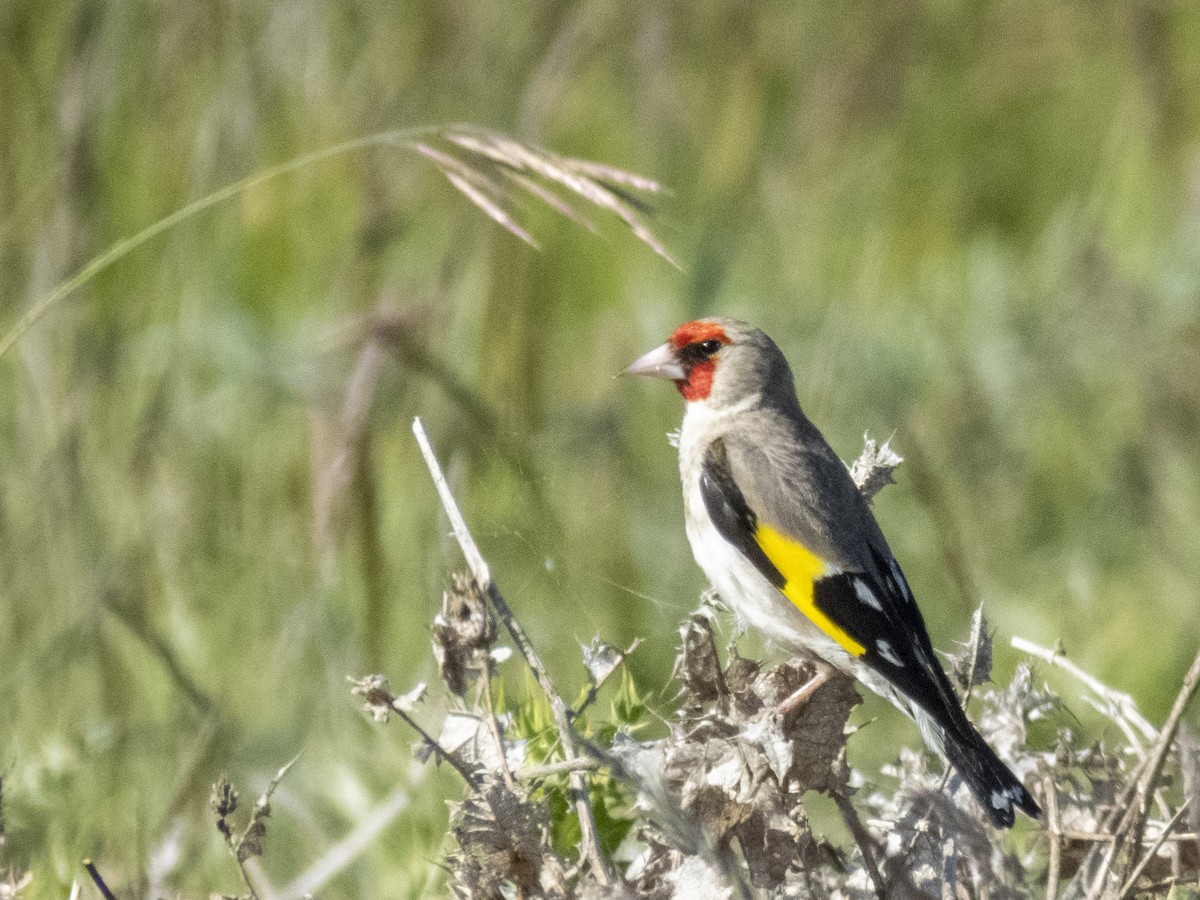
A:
[2, 2, 1200, 896]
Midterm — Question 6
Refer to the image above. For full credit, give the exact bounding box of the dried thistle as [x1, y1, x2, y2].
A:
[433, 572, 497, 698]
[625, 616, 859, 892]
[673, 614, 729, 709]
[849, 433, 903, 503]
[948, 604, 995, 697]
[210, 776, 239, 844]
[348, 673, 428, 723]
[447, 776, 566, 899]
[210, 757, 299, 899]
[403, 420, 1200, 896]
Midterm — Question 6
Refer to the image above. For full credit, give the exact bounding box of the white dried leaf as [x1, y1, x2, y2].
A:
[392, 682, 427, 714]
[581, 637, 622, 685]
[740, 717, 794, 785]
[502, 739, 528, 772]
[490, 646, 513, 663]
[670, 856, 734, 900]
[429, 712, 526, 773]
[704, 753, 746, 795]
[849, 433, 902, 503]
[437, 712, 487, 756]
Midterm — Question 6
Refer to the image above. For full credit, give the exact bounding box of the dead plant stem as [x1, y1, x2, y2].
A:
[412, 416, 613, 886]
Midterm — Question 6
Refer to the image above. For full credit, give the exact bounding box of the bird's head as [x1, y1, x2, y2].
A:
[626, 317, 794, 405]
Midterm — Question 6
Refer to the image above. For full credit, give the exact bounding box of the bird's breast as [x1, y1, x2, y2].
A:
[676, 408, 837, 661]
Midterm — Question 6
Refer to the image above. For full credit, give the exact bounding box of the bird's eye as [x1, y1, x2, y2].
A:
[697, 339, 722, 356]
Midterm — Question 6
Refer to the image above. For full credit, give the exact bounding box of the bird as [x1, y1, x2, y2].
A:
[626, 317, 1040, 828]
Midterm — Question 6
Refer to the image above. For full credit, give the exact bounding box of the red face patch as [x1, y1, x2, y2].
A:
[668, 321, 731, 402]
[679, 360, 716, 401]
[669, 320, 730, 350]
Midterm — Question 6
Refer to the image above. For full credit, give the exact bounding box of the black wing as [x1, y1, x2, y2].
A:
[812, 552, 969, 740]
[699, 439, 785, 589]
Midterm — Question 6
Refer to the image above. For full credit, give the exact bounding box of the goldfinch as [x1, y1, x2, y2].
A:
[627, 317, 1039, 828]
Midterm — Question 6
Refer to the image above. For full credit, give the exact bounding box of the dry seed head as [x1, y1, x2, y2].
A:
[433, 572, 497, 697]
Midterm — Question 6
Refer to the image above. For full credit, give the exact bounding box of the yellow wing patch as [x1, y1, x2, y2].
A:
[754, 523, 867, 657]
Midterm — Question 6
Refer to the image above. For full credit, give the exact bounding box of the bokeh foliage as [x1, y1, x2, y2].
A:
[2, 1, 1200, 895]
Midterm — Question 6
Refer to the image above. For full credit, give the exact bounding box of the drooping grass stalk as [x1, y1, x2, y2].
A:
[1, 124, 674, 360]
[0, 129, 433, 359]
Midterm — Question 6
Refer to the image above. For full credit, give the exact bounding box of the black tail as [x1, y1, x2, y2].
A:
[942, 727, 1040, 828]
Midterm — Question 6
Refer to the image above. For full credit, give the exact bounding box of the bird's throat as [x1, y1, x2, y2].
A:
[678, 360, 716, 401]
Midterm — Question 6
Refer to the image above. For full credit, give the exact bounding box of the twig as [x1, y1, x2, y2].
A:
[1011, 637, 1156, 741]
[1116, 805, 1187, 898]
[1113, 647, 1200, 892]
[244, 859, 279, 900]
[941, 837, 957, 900]
[516, 758, 602, 780]
[412, 416, 614, 886]
[1135, 872, 1200, 893]
[1059, 830, 1199, 845]
[82, 860, 117, 900]
[394, 707, 479, 788]
[413, 417, 491, 584]
[1046, 775, 1062, 900]
[1075, 748, 1156, 868]
[1082, 765, 1152, 900]
[1129, 645, 1200, 825]
[833, 791, 888, 899]
[1087, 646, 1200, 898]
[478, 658, 515, 788]
[233, 756, 298, 899]
[1011, 637, 1176, 897]
[350, 674, 481, 787]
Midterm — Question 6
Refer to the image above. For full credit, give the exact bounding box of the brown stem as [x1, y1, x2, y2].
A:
[479, 657, 515, 789]
[833, 791, 888, 899]
[1045, 775, 1061, 900]
[83, 860, 117, 900]
[1087, 646, 1200, 898]
[392, 704, 479, 788]
[1117, 805, 1187, 898]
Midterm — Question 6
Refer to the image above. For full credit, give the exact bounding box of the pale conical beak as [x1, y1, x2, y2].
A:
[625, 342, 686, 380]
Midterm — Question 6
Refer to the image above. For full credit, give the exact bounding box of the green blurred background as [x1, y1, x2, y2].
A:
[4, 1, 1200, 895]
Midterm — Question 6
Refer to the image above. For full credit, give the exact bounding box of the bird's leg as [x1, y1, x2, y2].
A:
[777, 663, 833, 717]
